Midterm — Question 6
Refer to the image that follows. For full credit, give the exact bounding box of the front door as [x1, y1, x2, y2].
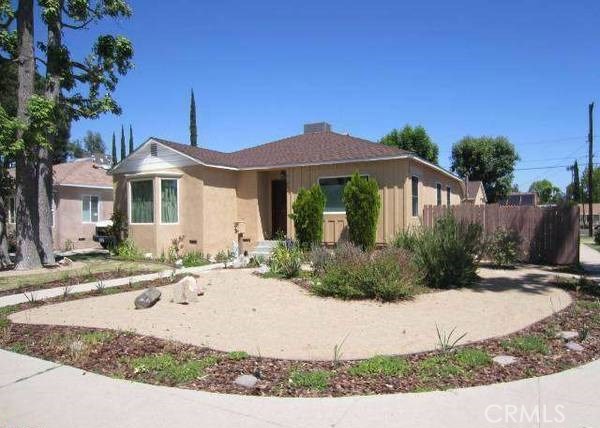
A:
[271, 179, 287, 238]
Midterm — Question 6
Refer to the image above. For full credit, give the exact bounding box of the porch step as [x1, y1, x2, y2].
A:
[249, 240, 278, 259]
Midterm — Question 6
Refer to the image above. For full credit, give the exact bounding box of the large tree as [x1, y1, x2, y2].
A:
[111, 131, 116, 165]
[581, 166, 600, 203]
[451, 136, 519, 203]
[83, 130, 105, 153]
[120, 124, 125, 159]
[566, 160, 582, 203]
[380, 125, 439, 164]
[529, 179, 563, 205]
[0, 0, 133, 269]
[190, 89, 197, 147]
[128, 124, 133, 153]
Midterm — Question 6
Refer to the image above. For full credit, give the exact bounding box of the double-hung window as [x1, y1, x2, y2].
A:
[130, 180, 154, 223]
[82, 196, 99, 223]
[411, 176, 419, 217]
[446, 186, 451, 206]
[436, 183, 442, 206]
[160, 179, 179, 223]
[318, 175, 369, 213]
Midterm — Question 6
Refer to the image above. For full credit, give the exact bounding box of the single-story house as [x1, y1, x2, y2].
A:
[578, 203, 600, 228]
[463, 180, 487, 205]
[7, 157, 114, 250]
[110, 123, 466, 257]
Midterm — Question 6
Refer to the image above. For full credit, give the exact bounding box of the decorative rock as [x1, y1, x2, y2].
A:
[565, 342, 584, 352]
[493, 355, 518, 367]
[58, 257, 73, 266]
[255, 265, 269, 275]
[556, 331, 579, 341]
[172, 276, 199, 304]
[174, 259, 183, 267]
[134, 287, 161, 309]
[234, 374, 258, 389]
[232, 256, 250, 269]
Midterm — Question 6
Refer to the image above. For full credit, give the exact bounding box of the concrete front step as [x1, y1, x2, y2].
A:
[249, 240, 278, 258]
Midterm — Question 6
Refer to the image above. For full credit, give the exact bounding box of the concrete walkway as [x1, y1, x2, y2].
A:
[0, 349, 599, 427]
[0, 263, 223, 308]
[579, 243, 600, 280]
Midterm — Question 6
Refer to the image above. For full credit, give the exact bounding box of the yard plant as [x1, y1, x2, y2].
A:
[289, 184, 326, 249]
[343, 173, 381, 250]
[393, 213, 482, 289]
[268, 241, 303, 278]
[485, 228, 521, 267]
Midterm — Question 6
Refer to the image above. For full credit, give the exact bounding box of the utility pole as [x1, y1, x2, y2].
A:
[588, 102, 594, 237]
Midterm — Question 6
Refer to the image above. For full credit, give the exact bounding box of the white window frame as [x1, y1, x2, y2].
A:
[7, 195, 15, 224]
[159, 178, 180, 225]
[436, 182, 442, 206]
[81, 195, 101, 224]
[411, 175, 419, 217]
[128, 179, 155, 225]
[318, 174, 370, 215]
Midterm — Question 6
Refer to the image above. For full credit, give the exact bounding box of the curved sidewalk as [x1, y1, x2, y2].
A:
[0, 349, 598, 428]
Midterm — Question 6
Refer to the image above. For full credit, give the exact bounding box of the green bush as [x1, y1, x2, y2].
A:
[309, 245, 332, 275]
[182, 251, 209, 267]
[115, 238, 142, 260]
[289, 184, 326, 249]
[312, 245, 420, 301]
[268, 241, 303, 278]
[595, 228, 600, 245]
[107, 210, 128, 248]
[485, 228, 521, 267]
[393, 214, 482, 289]
[343, 173, 381, 250]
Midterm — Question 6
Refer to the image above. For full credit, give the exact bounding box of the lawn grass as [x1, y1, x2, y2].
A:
[0, 253, 170, 293]
[417, 355, 465, 380]
[501, 334, 549, 355]
[130, 354, 219, 385]
[227, 351, 249, 360]
[349, 355, 410, 377]
[454, 348, 492, 369]
[289, 369, 332, 390]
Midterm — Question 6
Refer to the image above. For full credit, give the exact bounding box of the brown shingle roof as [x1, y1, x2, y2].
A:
[8, 159, 112, 187]
[466, 180, 483, 199]
[154, 131, 410, 169]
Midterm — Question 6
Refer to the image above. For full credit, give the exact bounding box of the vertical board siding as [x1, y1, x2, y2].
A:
[423, 204, 580, 265]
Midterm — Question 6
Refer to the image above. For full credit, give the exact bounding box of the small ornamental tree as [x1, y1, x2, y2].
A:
[289, 184, 326, 248]
[343, 173, 380, 250]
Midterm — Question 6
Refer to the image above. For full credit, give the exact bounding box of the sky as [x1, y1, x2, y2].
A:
[61, 0, 600, 191]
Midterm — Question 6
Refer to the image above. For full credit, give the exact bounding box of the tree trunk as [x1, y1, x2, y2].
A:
[0, 196, 11, 268]
[38, 5, 63, 266]
[14, 0, 42, 270]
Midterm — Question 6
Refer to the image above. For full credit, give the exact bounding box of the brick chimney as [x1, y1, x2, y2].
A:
[303, 122, 331, 134]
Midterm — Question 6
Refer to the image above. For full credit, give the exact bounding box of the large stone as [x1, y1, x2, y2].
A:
[232, 256, 250, 269]
[556, 331, 579, 341]
[255, 265, 269, 275]
[233, 374, 258, 389]
[493, 355, 518, 367]
[189, 277, 205, 296]
[134, 287, 161, 309]
[565, 342, 584, 352]
[172, 276, 198, 304]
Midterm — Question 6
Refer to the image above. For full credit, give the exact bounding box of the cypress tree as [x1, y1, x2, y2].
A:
[129, 125, 134, 153]
[573, 160, 581, 203]
[111, 132, 117, 166]
[120, 125, 126, 160]
[190, 89, 198, 147]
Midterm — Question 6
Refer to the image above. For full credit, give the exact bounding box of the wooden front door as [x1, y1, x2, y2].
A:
[271, 179, 287, 237]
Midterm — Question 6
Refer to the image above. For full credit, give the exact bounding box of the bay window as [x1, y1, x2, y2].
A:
[161, 179, 179, 223]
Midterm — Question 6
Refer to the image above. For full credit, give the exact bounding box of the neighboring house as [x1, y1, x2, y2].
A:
[110, 122, 466, 257]
[578, 203, 600, 228]
[6, 157, 113, 250]
[499, 192, 539, 206]
[462, 180, 487, 205]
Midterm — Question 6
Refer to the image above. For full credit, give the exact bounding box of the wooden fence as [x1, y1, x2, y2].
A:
[422, 204, 580, 265]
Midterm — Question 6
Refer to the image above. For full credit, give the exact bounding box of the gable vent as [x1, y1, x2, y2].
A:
[150, 143, 158, 156]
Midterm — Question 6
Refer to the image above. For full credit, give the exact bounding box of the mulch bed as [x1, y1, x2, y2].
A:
[1, 275, 599, 397]
[0, 268, 165, 297]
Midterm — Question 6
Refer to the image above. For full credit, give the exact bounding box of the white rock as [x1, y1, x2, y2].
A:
[171, 276, 198, 304]
[189, 278, 205, 296]
[234, 374, 258, 388]
[493, 355, 518, 366]
[232, 256, 249, 269]
[255, 265, 269, 275]
[556, 331, 579, 341]
[565, 342, 584, 352]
